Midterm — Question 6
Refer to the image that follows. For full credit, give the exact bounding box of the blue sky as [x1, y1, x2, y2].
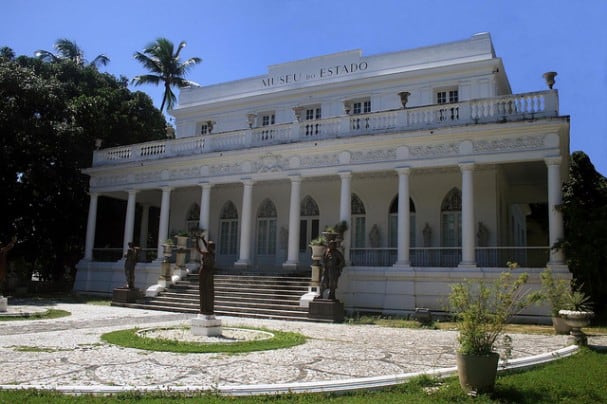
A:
[3, 0, 607, 175]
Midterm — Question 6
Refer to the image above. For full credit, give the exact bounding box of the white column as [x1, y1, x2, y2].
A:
[156, 186, 172, 260]
[122, 189, 137, 256]
[459, 163, 476, 268]
[284, 175, 302, 268]
[84, 192, 98, 261]
[339, 172, 352, 263]
[546, 157, 565, 266]
[199, 183, 213, 234]
[236, 179, 254, 268]
[139, 204, 150, 248]
[394, 168, 411, 267]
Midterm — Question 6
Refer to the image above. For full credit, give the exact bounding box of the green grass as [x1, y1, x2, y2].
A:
[0, 348, 604, 403]
[0, 308, 70, 321]
[101, 326, 307, 354]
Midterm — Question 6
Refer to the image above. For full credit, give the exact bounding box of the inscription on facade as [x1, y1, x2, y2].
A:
[262, 61, 368, 88]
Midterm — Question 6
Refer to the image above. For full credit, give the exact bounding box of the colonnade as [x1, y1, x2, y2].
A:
[82, 158, 566, 269]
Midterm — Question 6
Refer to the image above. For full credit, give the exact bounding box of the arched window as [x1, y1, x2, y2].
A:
[351, 193, 366, 248]
[219, 201, 238, 255]
[441, 187, 462, 247]
[300, 195, 320, 252]
[257, 199, 277, 255]
[186, 203, 200, 232]
[388, 196, 416, 248]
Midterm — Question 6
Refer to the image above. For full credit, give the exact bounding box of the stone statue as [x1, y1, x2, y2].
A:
[123, 242, 140, 289]
[0, 236, 17, 296]
[196, 235, 216, 315]
[321, 239, 345, 300]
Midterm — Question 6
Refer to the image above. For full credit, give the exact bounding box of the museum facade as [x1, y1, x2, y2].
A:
[74, 33, 570, 318]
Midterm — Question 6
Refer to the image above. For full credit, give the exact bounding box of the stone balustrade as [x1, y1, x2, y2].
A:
[92, 90, 558, 167]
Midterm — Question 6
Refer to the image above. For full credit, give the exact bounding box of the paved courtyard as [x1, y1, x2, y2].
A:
[0, 300, 604, 395]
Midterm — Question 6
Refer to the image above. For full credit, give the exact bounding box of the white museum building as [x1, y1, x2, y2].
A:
[74, 33, 570, 318]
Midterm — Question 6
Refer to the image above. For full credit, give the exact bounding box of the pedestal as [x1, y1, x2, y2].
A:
[308, 299, 344, 323]
[0, 296, 7, 312]
[191, 314, 222, 337]
[112, 287, 140, 303]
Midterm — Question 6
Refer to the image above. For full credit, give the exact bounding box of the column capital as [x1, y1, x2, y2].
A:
[339, 171, 352, 179]
[545, 156, 562, 166]
[199, 182, 214, 190]
[395, 166, 411, 176]
[289, 174, 302, 183]
[458, 162, 475, 171]
[126, 189, 138, 196]
[241, 178, 255, 186]
[160, 185, 173, 192]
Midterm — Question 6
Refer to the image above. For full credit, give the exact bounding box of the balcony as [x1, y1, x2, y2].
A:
[92, 91, 558, 167]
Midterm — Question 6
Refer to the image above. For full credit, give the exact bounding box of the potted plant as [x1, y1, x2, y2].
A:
[540, 268, 572, 334]
[162, 239, 175, 257]
[559, 284, 593, 345]
[173, 230, 190, 248]
[309, 235, 327, 259]
[449, 264, 541, 395]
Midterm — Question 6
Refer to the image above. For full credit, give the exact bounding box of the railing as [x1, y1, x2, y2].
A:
[92, 90, 558, 166]
[349, 246, 550, 268]
[92, 248, 157, 263]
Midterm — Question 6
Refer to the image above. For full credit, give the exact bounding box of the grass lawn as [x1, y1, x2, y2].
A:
[0, 347, 604, 403]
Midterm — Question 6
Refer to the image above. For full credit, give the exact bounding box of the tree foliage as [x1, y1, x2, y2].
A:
[0, 47, 166, 283]
[35, 38, 110, 68]
[132, 38, 201, 111]
[556, 151, 607, 316]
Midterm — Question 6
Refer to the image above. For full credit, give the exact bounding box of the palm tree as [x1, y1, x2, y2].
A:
[35, 38, 109, 68]
[132, 38, 202, 112]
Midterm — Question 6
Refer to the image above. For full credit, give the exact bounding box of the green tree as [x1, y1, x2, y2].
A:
[0, 50, 165, 284]
[132, 38, 201, 112]
[35, 38, 109, 68]
[556, 151, 607, 317]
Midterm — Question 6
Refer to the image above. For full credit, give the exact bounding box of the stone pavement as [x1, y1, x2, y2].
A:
[0, 300, 605, 396]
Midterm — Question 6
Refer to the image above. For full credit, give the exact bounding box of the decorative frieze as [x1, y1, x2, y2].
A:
[351, 149, 396, 162]
[473, 135, 544, 153]
[409, 143, 459, 157]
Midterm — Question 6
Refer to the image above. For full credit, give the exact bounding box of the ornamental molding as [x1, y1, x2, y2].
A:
[409, 142, 459, 157]
[300, 153, 340, 167]
[351, 148, 396, 162]
[473, 135, 544, 153]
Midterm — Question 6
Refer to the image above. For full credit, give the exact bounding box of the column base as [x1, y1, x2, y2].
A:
[392, 261, 412, 270]
[458, 262, 477, 269]
[234, 260, 250, 270]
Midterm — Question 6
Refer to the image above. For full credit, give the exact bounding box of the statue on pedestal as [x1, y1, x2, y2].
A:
[195, 235, 216, 315]
[123, 242, 140, 289]
[321, 238, 345, 300]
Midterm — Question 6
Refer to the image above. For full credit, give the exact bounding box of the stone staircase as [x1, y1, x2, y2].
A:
[136, 273, 315, 321]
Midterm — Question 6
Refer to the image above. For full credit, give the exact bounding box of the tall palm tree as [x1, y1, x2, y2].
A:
[132, 38, 202, 112]
[35, 38, 109, 68]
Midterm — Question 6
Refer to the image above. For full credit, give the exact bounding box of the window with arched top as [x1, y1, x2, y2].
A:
[256, 199, 277, 255]
[351, 193, 366, 248]
[441, 187, 462, 247]
[300, 195, 320, 252]
[186, 203, 200, 232]
[388, 196, 416, 248]
[219, 201, 238, 255]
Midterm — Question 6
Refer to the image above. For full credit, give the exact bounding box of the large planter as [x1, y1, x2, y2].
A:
[552, 316, 572, 335]
[310, 245, 326, 260]
[456, 352, 499, 395]
[559, 310, 594, 346]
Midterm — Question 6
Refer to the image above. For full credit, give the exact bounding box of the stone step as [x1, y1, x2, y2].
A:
[138, 273, 315, 321]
